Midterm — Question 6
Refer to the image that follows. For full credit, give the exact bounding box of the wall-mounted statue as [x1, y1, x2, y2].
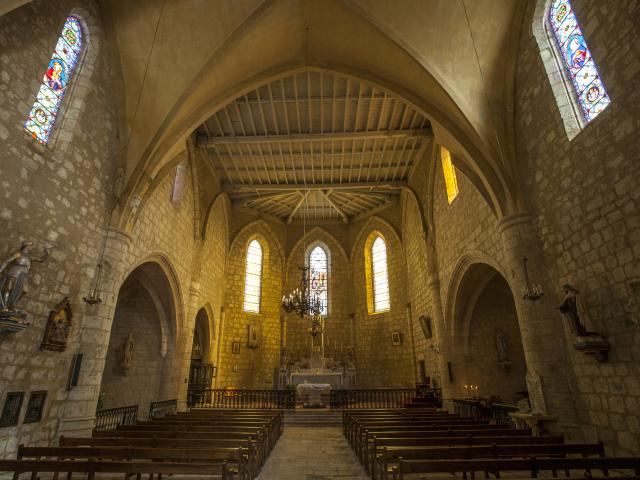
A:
[558, 284, 588, 336]
[121, 333, 135, 375]
[558, 284, 609, 362]
[0, 241, 52, 333]
[495, 328, 511, 370]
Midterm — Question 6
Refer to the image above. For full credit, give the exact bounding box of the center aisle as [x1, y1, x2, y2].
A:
[257, 426, 368, 480]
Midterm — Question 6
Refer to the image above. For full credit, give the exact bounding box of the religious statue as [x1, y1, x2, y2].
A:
[558, 284, 609, 362]
[0, 241, 52, 313]
[121, 333, 135, 374]
[495, 328, 511, 370]
[558, 284, 588, 336]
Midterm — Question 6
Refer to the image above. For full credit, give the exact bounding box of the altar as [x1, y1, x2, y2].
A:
[291, 370, 344, 389]
[296, 382, 331, 407]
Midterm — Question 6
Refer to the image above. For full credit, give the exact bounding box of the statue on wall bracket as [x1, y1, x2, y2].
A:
[558, 284, 609, 362]
[0, 241, 52, 334]
[40, 297, 72, 351]
[495, 328, 512, 370]
[121, 333, 135, 375]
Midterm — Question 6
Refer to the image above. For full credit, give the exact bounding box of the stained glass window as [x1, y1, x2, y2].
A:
[308, 246, 328, 315]
[24, 16, 84, 144]
[441, 147, 459, 204]
[243, 240, 263, 313]
[371, 236, 390, 312]
[548, 0, 610, 123]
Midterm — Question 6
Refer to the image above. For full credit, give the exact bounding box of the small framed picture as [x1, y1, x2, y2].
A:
[231, 341, 241, 354]
[391, 331, 402, 346]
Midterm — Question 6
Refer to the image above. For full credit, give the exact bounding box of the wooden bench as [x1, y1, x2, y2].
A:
[390, 456, 640, 480]
[17, 445, 253, 479]
[0, 459, 236, 480]
[351, 420, 489, 445]
[373, 442, 605, 480]
[357, 428, 533, 464]
[365, 434, 565, 474]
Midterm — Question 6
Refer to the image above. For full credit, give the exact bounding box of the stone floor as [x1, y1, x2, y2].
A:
[257, 426, 368, 480]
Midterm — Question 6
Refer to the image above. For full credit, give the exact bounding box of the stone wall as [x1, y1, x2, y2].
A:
[0, 0, 118, 457]
[403, 192, 440, 386]
[100, 280, 167, 413]
[284, 228, 353, 368]
[351, 214, 414, 388]
[516, 0, 640, 455]
[216, 220, 283, 388]
[465, 274, 528, 404]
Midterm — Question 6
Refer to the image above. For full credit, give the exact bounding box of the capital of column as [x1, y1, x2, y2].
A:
[496, 212, 532, 232]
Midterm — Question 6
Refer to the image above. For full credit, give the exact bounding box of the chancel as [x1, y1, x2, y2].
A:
[0, 0, 639, 479]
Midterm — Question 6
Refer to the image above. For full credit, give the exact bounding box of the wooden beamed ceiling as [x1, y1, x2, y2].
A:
[196, 71, 432, 224]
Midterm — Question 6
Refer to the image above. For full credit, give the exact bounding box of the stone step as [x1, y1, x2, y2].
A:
[284, 410, 342, 427]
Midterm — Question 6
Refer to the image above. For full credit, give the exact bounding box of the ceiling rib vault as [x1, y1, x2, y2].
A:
[196, 70, 432, 224]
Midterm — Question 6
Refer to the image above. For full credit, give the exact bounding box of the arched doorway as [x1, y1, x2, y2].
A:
[453, 263, 527, 405]
[187, 308, 215, 406]
[100, 262, 176, 414]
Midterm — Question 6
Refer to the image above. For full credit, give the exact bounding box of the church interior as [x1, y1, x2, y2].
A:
[0, 0, 639, 478]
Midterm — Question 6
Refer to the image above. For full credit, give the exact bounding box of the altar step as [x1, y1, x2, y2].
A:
[284, 410, 342, 427]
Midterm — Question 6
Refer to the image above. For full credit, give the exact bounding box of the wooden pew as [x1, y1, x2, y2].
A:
[365, 434, 565, 475]
[91, 430, 270, 466]
[373, 442, 605, 480]
[357, 428, 533, 465]
[0, 459, 236, 480]
[390, 456, 640, 480]
[351, 419, 489, 446]
[17, 445, 253, 479]
[111, 424, 278, 452]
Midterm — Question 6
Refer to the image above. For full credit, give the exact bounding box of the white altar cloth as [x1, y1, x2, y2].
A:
[290, 371, 343, 388]
[296, 383, 331, 406]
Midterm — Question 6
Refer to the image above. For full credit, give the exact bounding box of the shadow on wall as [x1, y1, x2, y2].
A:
[99, 262, 175, 415]
[455, 264, 528, 404]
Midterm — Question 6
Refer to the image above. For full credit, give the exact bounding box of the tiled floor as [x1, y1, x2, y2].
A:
[257, 426, 368, 480]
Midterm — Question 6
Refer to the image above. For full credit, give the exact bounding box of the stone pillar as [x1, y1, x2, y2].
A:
[423, 234, 457, 408]
[172, 281, 201, 410]
[405, 302, 419, 384]
[214, 306, 225, 387]
[57, 227, 132, 438]
[498, 214, 584, 439]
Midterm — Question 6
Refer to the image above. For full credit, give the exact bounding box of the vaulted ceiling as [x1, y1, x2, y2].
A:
[196, 70, 431, 223]
[2, 0, 528, 224]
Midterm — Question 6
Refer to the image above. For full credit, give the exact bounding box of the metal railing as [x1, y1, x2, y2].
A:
[194, 389, 295, 409]
[330, 388, 442, 409]
[94, 404, 138, 431]
[149, 399, 178, 418]
[452, 399, 518, 427]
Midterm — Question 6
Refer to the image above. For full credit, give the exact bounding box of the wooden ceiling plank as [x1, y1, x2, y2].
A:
[211, 144, 234, 184]
[233, 144, 254, 185]
[321, 190, 349, 223]
[287, 191, 308, 224]
[222, 144, 245, 186]
[392, 105, 411, 181]
[352, 200, 396, 222]
[223, 180, 406, 193]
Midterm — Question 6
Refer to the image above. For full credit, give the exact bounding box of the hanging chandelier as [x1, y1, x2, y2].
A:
[281, 265, 322, 318]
